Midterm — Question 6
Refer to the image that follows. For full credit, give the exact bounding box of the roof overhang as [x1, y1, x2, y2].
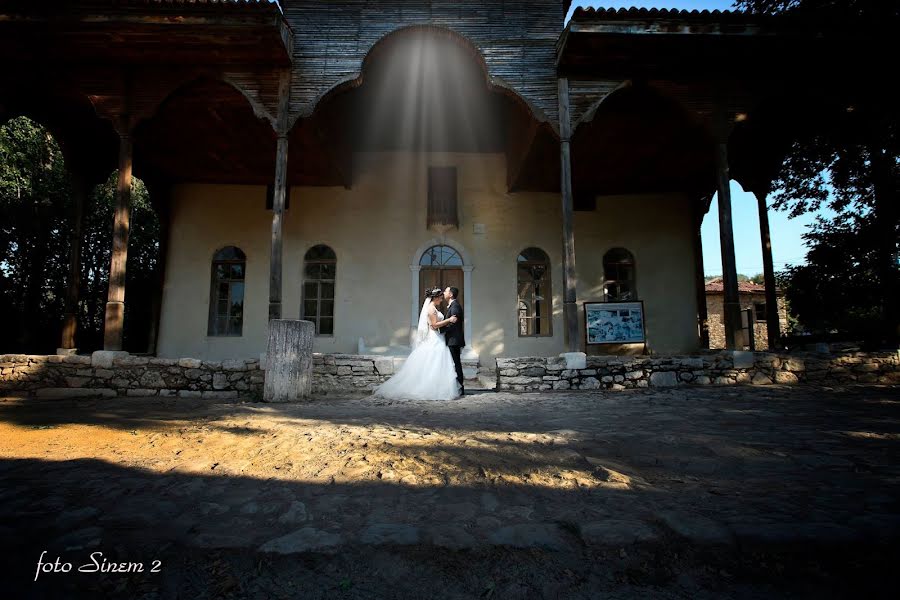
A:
[557, 7, 887, 82]
[0, 0, 293, 66]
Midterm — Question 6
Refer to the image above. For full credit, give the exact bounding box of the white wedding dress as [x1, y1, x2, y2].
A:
[373, 301, 461, 401]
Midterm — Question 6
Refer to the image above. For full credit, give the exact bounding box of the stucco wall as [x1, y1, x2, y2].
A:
[575, 193, 700, 355]
[157, 152, 700, 362]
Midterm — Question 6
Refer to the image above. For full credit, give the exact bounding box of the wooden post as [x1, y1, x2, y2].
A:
[754, 188, 780, 349]
[692, 197, 710, 349]
[269, 70, 291, 321]
[103, 129, 133, 351]
[60, 173, 88, 351]
[558, 78, 580, 352]
[713, 108, 742, 350]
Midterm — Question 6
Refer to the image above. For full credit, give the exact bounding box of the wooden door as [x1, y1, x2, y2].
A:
[419, 268, 464, 309]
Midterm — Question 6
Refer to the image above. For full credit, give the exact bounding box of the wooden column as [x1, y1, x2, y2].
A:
[103, 130, 133, 351]
[692, 197, 710, 349]
[754, 188, 780, 349]
[60, 173, 89, 351]
[558, 78, 580, 352]
[269, 70, 291, 321]
[713, 111, 742, 350]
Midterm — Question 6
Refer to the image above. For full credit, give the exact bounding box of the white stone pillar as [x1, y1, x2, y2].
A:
[462, 265, 476, 359]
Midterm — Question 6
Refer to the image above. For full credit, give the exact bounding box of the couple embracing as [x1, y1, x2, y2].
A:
[373, 286, 465, 400]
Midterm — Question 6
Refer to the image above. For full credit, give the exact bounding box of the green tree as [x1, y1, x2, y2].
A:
[734, 0, 899, 344]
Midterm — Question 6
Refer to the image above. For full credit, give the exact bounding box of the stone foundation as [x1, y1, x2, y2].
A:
[496, 350, 900, 391]
[0, 353, 477, 398]
[0, 354, 263, 399]
[3, 350, 896, 398]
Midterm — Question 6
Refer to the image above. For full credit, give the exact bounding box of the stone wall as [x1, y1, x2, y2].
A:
[0, 353, 401, 398]
[496, 351, 900, 391]
[0, 354, 263, 399]
[5, 350, 896, 398]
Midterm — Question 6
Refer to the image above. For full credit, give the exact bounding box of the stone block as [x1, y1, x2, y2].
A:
[264, 319, 315, 402]
[775, 371, 799, 385]
[177, 358, 202, 369]
[561, 352, 587, 370]
[751, 372, 773, 385]
[149, 358, 177, 367]
[732, 351, 755, 370]
[222, 359, 247, 371]
[373, 358, 394, 375]
[139, 371, 167, 388]
[126, 389, 158, 397]
[625, 370, 643, 380]
[213, 373, 229, 390]
[649, 371, 678, 387]
[91, 351, 129, 369]
[62, 355, 92, 366]
[580, 377, 601, 390]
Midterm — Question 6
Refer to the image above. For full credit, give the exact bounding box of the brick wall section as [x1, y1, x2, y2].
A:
[496, 351, 900, 391]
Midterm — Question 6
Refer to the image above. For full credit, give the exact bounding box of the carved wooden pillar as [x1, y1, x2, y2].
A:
[558, 78, 580, 352]
[103, 126, 133, 351]
[713, 109, 742, 350]
[269, 70, 291, 321]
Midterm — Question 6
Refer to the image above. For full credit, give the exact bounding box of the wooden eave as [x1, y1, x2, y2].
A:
[0, 1, 293, 66]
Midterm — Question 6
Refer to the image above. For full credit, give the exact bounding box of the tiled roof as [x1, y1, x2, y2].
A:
[705, 277, 781, 295]
[103, 0, 280, 10]
[571, 7, 747, 21]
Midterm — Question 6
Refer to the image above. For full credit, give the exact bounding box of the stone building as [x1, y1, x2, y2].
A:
[705, 278, 788, 350]
[1, 1, 885, 369]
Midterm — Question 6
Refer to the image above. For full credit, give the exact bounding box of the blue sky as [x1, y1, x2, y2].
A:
[568, 1, 827, 276]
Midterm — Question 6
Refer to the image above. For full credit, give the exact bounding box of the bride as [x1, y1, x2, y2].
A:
[373, 287, 461, 400]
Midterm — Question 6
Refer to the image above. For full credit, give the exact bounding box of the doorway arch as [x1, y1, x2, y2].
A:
[409, 239, 474, 357]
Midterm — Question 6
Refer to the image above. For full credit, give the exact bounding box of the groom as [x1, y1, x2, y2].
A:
[442, 286, 465, 396]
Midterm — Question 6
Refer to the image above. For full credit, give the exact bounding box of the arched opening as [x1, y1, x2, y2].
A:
[0, 116, 160, 354]
[419, 245, 465, 308]
[133, 78, 277, 185]
[294, 26, 559, 191]
[571, 82, 716, 206]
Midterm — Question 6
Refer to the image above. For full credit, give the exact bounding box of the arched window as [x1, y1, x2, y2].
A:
[302, 245, 336, 335]
[419, 245, 463, 267]
[208, 246, 246, 336]
[603, 248, 636, 301]
[517, 248, 551, 337]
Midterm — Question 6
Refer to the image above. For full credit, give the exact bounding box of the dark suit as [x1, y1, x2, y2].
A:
[443, 300, 465, 393]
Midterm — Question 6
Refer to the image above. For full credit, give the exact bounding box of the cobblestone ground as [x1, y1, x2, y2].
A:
[1, 384, 899, 598]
